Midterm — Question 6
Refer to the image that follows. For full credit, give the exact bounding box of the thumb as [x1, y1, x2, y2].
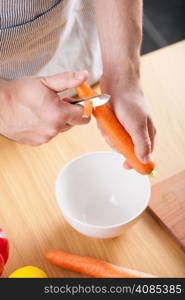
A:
[40, 70, 88, 92]
[131, 125, 151, 164]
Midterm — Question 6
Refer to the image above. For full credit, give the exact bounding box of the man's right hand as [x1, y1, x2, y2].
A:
[0, 71, 90, 146]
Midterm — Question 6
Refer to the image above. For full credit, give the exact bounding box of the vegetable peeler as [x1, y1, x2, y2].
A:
[68, 94, 111, 107]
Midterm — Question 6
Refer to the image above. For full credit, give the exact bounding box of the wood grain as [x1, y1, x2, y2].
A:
[140, 42, 185, 184]
[1, 41, 185, 278]
[149, 171, 185, 251]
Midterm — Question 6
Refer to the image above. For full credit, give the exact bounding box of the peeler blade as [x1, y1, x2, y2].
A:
[69, 94, 111, 107]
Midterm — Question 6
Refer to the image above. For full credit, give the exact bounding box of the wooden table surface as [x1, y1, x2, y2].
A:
[1, 41, 185, 278]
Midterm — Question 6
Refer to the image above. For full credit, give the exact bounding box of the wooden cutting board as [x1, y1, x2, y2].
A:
[149, 171, 185, 251]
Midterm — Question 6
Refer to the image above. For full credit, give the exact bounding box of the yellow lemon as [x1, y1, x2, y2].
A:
[9, 266, 48, 278]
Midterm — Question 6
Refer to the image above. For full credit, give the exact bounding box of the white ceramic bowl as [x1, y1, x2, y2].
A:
[55, 152, 151, 239]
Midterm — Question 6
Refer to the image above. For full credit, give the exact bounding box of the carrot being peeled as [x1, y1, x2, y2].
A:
[82, 100, 93, 118]
[76, 83, 97, 99]
[76, 83, 155, 175]
[76, 84, 93, 118]
[45, 250, 156, 278]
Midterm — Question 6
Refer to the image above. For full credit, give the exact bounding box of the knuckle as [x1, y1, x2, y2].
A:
[29, 141, 43, 147]
[135, 138, 151, 159]
[132, 123, 146, 139]
[49, 128, 58, 137]
[136, 121, 146, 132]
[40, 136, 51, 144]
[49, 111, 63, 126]
[45, 129, 58, 139]
[62, 110, 69, 122]
[136, 148, 148, 162]
[58, 104, 70, 122]
[33, 136, 51, 146]
[132, 117, 146, 130]
[23, 133, 54, 147]
[140, 142, 151, 158]
[143, 142, 151, 154]
[81, 116, 91, 124]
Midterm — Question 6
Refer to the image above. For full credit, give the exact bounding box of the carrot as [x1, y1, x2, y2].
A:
[76, 82, 97, 99]
[76, 83, 94, 118]
[45, 250, 156, 278]
[76, 83, 155, 175]
[82, 100, 93, 118]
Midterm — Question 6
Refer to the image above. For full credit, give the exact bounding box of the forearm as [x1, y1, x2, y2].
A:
[94, 1, 156, 165]
[94, 0, 143, 87]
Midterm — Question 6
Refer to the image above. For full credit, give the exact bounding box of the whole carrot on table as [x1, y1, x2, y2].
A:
[45, 250, 156, 278]
[76, 83, 155, 175]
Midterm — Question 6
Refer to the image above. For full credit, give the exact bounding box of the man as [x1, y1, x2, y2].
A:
[0, 0, 156, 169]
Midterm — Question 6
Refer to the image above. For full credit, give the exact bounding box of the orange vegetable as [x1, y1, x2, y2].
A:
[45, 250, 156, 278]
[76, 83, 97, 98]
[76, 83, 155, 175]
[82, 100, 93, 118]
[76, 83, 93, 118]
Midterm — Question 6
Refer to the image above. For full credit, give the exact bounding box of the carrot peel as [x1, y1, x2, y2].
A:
[76, 83, 95, 118]
[82, 100, 93, 118]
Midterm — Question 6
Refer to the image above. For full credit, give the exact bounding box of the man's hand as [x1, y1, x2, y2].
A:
[101, 76, 156, 169]
[0, 71, 90, 146]
[94, 0, 156, 168]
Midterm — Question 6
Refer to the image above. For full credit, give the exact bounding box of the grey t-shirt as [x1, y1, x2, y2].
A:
[0, 0, 102, 88]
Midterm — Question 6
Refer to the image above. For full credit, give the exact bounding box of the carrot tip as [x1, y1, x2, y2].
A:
[148, 170, 156, 178]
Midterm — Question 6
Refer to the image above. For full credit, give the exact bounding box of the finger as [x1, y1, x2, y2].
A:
[40, 70, 88, 92]
[123, 160, 132, 170]
[60, 124, 73, 132]
[131, 121, 151, 164]
[59, 101, 91, 126]
[147, 117, 156, 152]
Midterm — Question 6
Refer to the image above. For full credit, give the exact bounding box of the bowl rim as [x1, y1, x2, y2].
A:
[55, 151, 151, 229]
